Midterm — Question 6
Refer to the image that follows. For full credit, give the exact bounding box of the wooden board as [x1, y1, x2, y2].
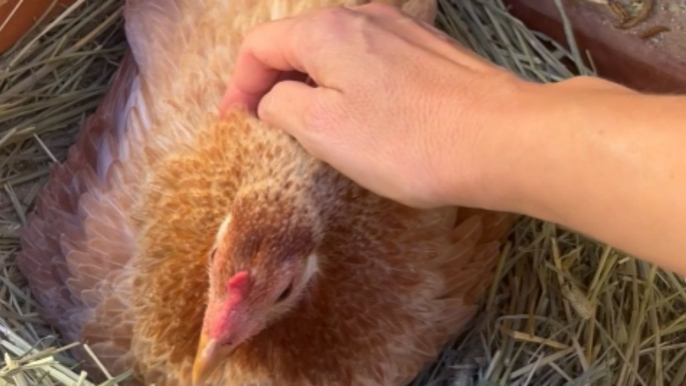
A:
[0, 0, 76, 55]
[502, 0, 686, 93]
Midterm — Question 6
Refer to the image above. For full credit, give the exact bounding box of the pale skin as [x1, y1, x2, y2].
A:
[221, 4, 686, 277]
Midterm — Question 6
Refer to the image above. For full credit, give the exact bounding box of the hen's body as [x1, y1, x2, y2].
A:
[19, 0, 513, 385]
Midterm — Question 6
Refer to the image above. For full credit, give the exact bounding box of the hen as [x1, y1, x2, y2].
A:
[18, 0, 513, 385]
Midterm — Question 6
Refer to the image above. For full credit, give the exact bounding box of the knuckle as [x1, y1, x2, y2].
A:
[359, 2, 403, 17]
[302, 101, 328, 133]
[317, 6, 352, 20]
[256, 92, 277, 120]
[302, 96, 344, 134]
[243, 22, 271, 45]
[295, 7, 352, 53]
[312, 7, 353, 32]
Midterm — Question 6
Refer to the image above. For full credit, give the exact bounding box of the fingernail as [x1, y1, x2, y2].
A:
[219, 83, 242, 116]
[219, 83, 262, 118]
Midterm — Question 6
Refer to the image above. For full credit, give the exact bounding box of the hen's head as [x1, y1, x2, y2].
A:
[192, 180, 328, 384]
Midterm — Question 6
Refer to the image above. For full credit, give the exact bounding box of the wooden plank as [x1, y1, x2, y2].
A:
[502, 0, 686, 93]
[0, 0, 76, 55]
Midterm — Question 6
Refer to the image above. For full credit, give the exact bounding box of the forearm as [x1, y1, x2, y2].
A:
[499, 77, 686, 275]
[223, 4, 686, 271]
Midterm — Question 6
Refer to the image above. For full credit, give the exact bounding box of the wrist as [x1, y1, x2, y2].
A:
[455, 75, 634, 215]
[437, 72, 547, 213]
[490, 76, 638, 218]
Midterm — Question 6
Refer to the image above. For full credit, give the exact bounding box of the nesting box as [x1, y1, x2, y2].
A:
[504, 0, 686, 93]
[0, 0, 76, 54]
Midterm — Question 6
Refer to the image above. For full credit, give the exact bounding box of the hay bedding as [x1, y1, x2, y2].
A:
[0, 0, 684, 385]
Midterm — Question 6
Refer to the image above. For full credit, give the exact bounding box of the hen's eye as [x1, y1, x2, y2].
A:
[276, 282, 293, 303]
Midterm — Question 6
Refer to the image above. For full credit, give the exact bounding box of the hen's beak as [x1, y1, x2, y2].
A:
[192, 333, 219, 386]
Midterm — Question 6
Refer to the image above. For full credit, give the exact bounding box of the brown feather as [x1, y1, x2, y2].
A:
[18, 1, 515, 385]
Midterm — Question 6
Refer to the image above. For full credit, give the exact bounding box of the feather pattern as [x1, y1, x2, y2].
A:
[19, 0, 514, 385]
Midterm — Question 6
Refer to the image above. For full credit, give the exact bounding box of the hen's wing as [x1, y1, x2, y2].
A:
[382, 207, 514, 385]
[18, 0, 230, 377]
[447, 209, 514, 303]
[18, 53, 151, 377]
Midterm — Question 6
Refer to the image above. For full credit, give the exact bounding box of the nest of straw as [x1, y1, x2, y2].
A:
[0, 0, 684, 385]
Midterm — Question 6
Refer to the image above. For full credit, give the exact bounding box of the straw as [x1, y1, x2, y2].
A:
[0, 0, 127, 384]
[2, 0, 684, 385]
[408, 2, 686, 385]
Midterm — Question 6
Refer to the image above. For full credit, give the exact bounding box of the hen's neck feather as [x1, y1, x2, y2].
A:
[130, 112, 343, 382]
[129, 109, 468, 385]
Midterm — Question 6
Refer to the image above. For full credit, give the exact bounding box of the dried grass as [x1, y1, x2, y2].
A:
[0, 0, 126, 384]
[0, 0, 683, 385]
[411, 2, 686, 385]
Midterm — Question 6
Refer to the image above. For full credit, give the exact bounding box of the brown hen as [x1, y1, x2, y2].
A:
[18, 0, 514, 385]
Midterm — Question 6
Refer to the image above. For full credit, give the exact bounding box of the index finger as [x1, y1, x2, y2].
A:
[220, 14, 326, 112]
[220, 7, 359, 113]
[220, 20, 299, 112]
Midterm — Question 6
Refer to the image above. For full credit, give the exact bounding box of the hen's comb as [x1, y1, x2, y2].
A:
[208, 271, 250, 338]
[226, 271, 249, 295]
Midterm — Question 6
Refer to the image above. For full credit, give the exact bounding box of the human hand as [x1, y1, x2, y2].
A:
[221, 3, 535, 209]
